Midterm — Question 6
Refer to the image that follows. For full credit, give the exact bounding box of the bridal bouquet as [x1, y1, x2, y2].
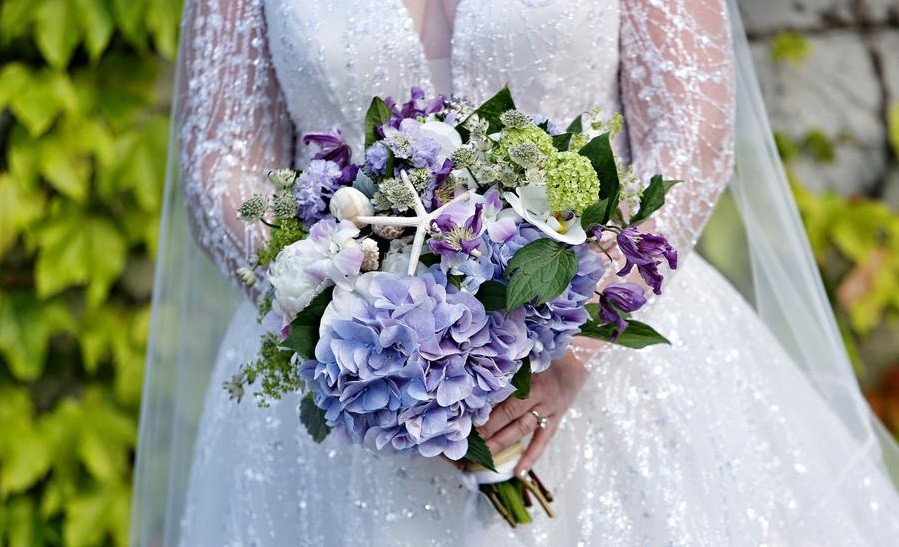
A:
[226, 86, 678, 525]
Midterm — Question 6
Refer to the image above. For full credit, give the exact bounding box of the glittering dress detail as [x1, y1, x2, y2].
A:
[177, 0, 899, 545]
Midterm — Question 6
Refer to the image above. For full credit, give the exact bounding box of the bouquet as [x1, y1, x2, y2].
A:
[225, 86, 678, 526]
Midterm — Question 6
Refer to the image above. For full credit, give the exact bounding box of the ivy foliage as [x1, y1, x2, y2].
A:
[0, 0, 180, 545]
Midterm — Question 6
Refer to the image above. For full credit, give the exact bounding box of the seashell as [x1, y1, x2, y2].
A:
[372, 224, 407, 240]
[330, 186, 374, 228]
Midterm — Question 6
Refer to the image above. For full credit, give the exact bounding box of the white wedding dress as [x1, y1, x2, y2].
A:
[161, 0, 899, 545]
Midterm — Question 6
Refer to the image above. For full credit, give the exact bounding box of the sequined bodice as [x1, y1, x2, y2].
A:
[178, 0, 735, 295]
[264, 0, 621, 154]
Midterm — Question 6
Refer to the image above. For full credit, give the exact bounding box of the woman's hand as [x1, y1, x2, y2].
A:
[478, 351, 589, 477]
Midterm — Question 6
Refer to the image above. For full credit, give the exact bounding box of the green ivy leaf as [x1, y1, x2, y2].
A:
[464, 428, 496, 472]
[510, 357, 532, 400]
[145, 0, 181, 59]
[457, 85, 515, 139]
[505, 239, 578, 311]
[34, 0, 82, 69]
[364, 96, 391, 148]
[0, 423, 54, 496]
[111, 0, 149, 49]
[579, 320, 670, 349]
[35, 208, 127, 305]
[0, 0, 36, 44]
[4, 497, 38, 547]
[628, 175, 679, 226]
[63, 481, 130, 547]
[475, 280, 507, 312]
[0, 293, 74, 381]
[281, 287, 334, 358]
[300, 394, 331, 443]
[578, 132, 619, 224]
[0, 174, 46, 259]
[75, 0, 114, 61]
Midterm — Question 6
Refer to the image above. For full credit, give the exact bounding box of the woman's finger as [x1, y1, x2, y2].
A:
[514, 414, 560, 477]
[484, 406, 547, 455]
[478, 395, 533, 440]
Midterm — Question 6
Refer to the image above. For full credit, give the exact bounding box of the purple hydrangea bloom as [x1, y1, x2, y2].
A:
[294, 159, 344, 225]
[616, 227, 677, 295]
[299, 269, 532, 460]
[598, 283, 647, 340]
[365, 143, 389, 175]
[384, 119, 442, 170]
[485, 221, 605, 372]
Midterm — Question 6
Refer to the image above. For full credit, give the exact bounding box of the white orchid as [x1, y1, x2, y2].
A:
[503, 186, 587, 245]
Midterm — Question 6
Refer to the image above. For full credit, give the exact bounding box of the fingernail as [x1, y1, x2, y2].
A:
[517, 468, 529, 479]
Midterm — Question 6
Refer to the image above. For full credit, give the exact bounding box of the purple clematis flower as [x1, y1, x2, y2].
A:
[384, 86, 447, 130]
[598, 283, 647, 340]
[303, 125, 352, 167]
[616, 227, 678, 295]
[429, 204, 484, 257]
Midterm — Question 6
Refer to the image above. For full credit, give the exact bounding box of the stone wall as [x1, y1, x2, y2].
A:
[738, 0, 899, 200]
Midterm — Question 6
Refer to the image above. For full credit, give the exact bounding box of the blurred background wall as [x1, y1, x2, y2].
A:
[0, 1, 897, 545]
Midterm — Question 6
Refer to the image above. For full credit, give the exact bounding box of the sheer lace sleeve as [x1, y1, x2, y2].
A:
[570, 0, 735, 367]
[619, 0, 735, 252]
[178, 0, 294, 293]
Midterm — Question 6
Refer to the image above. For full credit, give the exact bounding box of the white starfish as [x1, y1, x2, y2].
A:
[356, 170, 471, 276]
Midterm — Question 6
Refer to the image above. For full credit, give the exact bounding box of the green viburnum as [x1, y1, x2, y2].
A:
[545, 151, 600, 215]
[492, 125, 556, 164]
[570, 132, 590, 151]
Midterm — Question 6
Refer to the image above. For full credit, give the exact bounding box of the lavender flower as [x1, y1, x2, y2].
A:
[616, 227, 678, 295]
[295, 159, 343, 225]
[299, 269, 532, 460]
[597, 283, 647, 340]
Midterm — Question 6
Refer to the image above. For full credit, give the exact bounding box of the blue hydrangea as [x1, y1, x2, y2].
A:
[299, 268, 533, 460]
[485, 222, 605, 372]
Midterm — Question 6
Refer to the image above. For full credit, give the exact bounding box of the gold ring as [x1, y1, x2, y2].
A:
[530, 410, 549, 429]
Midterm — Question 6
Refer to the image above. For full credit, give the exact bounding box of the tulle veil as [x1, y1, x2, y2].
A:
[129, 1, 899, 544]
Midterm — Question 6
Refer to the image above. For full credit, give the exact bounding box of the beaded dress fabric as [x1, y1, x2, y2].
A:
[173, 0, 899, 544]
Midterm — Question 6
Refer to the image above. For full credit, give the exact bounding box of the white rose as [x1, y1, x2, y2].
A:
[419, 120, 462, 164]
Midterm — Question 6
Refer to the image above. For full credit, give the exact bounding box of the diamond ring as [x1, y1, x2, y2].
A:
[530, 410, 549, 429]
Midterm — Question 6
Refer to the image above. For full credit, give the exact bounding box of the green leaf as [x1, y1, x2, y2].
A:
[281, 287, 334, 358]
[628, 175, 679, 226]
[510, 357, 532, 399]
[475, 280, 507, 312]
[35, 208, 127, 305]
[0, 424, 54, 496]
[551, 132, 572, 152]
[579, 320, 670, 349]
[0, 0, 36, 43]
[0, 293, 74, 381]
[580, 198, 609, 230]
[418, 253, 441, 268]
[505, 239, 578, 311]
[888, 101, 899, 158]
[75, 0, 114, 61]
[364, 96, 391, 148]
[0, 173, 46, 259]
[4, 497, 38, 547]
[145, 0, 181, 58]
[464, 429, 496, 472]
[300, 393, 331, 443]
[578, 132, 619, 224]
[566, 114, 583, 134]
[34, 0, 81, 69]
[457, 85, 515, 139]
[111, 0, 149, 48]
[63, 481, 130, 547]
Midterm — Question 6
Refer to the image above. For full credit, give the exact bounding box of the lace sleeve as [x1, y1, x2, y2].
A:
[619, 0, 735, 252]
[178, 0, 294, 294]
[570, 0, 735, 368]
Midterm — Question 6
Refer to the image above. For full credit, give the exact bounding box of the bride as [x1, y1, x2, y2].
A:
[131, 0, 899, 545]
